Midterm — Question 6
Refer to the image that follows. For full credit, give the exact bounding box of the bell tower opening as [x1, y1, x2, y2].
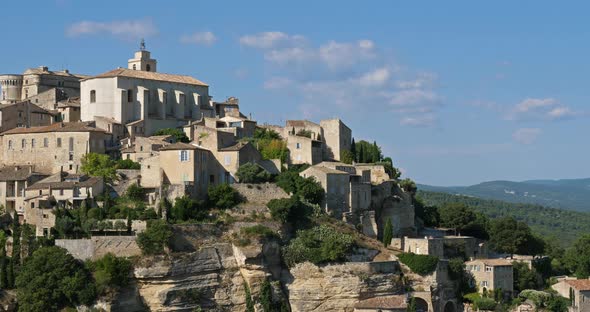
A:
[128, 39, 157, 72]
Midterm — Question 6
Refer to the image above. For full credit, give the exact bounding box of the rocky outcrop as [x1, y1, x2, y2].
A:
[283, 261, 405, 312]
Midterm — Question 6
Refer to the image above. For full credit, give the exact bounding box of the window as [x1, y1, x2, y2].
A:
[140, 146, 143, 152]
[57, 138, 62, 147]
[210, 175, 215, 183]
[59, 189, 64, 196]
[31, 202, 35, 209]
[21, 139, 26, 149]
[127, 89, 133, 102]
[485, 266, 492, 272]
[43, 138, 48, 147]
[481, 281, 488, 287]
[132, 64, 136, 70]
[90, 90, 96, 103]
[179, 150, 189, 162]
[224, 155, 231, 165]
[69, 137, 74, 152]
[7, 140, 12, 150]
[146, 64, 151, 72]
[18, 112, 22, 118]
[31, 139, 35, 148]
[296, 143, 301, 149]
[69, 154, 74, 161]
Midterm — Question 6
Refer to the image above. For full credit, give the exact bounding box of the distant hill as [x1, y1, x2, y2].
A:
[417, 178, 590, 212]
[416, 190, 590, 246]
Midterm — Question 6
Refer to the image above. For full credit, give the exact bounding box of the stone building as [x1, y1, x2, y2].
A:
[56, 97, 81, 122]
[466, 259, 513, 296]
[121, 134, 175, 162]
[0, 101, 55, 133]
[300, 165, 351, 217]
[142, 142, 210, 199]
[0, 122, 113, 174]
[320, 118, 352, 161]
[552, 278, 590, 312]
[353, 295, 408, 312]
[0, 66, 87, 106]
[81, 45, 214, 136]
[286, 133, 323, 165]
[0, 165, 47, 218]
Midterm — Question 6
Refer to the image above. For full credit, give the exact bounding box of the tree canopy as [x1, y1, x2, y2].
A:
[81, 153, 117, 182]
[16, 246, 96, 311]
[236, 163, 273, 183]
[488, 216, 542, 256]
[153, 128, 190, 143]
[438, 202, 476, 235]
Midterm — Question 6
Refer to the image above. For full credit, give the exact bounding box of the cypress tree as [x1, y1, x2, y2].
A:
[351, 138, 357, 162]
[382, 218, 393, 247]
[7, 259, 14, 289]
[0, 250, 7, 289]
[358, 144, 364, 163]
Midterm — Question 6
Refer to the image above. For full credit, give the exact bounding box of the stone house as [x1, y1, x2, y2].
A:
[320, 118, 352, 162]
[391, 235, 487, 260]
[0, 101, 55, 133]
[121, 134, 175, 162]
[300, 165, 350, 217]
[214, 97, 242, 119]
[216, 116, 257, 139]
[92, 116, 126, 142]
[81, 46, 214, 136]
[215, 141, 261, 184]
[355, 164, 391, 184]
[353, 295, 408, 312]
[24, 171, 104, 209]
[56, 97, 81, 122]
[466, 259, 513, 295]
[0, 165, 47, 219]
[285, 120, 323, 140]
[551, 278, 590, 312]
[0, 122, 113, 174]
[286, 133, 323, 165]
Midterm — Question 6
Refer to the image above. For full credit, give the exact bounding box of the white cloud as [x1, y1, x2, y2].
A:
[239, 31, 305, 49]
[240, 31, 442, 127]
[180, 31, 216, 46]
[358, 68, 390, 87]
[507, 97, 577, 121]
[66, 19, 157, 39]
[400, 115, 437, 127]
[512, 128, 542, 145]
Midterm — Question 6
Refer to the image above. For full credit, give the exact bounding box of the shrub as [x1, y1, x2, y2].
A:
[87, 253, 132, 296]
[153, 128, 189, 143]
[125, 183, 144, 201]
[207, 184, 242, 209]
[282, 225, 355, 267]
[116, 159, 141, 170]
[382, 218, 393, 247]
[236, 163, 273, 183]
[474, 297, 497, 310]
[267, 196, 312, 226]
[397, 253, 439, 275]
[240, 225, 278, 240]
[275, 172, 324, 205]
[136, 220, 172, 255]
[170, 196, 207, 222]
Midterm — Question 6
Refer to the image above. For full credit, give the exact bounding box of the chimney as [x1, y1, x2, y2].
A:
[63, 69, 69, 74]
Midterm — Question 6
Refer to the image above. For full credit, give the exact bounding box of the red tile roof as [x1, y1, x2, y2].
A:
[566, 279, 590, 291]
[1, 122, 106, 135]
[354, 295, 408, 309]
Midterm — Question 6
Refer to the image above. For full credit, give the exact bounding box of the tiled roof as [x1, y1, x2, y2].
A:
[354, 295, 407, 309]
[304, 165, 349, 175]
[1, 122, 106, 135]
[88, 68, 208, 86]
[466, 259, 513, 267]
[0, 165, 46, 181]
[23, 68, 89, 79]
[218, 141, 250, 152]
[27, 175, 102, 190]
[159, 142, 204, 151]
[565, 279, 590, 291]
[93, 116, 122, 125]
[0, 102, 55, 115]
[57, 97, 81, 108]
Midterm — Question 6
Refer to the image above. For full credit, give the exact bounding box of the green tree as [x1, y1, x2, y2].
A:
[489, 217, 540, 257]
[282, 225, 355, 267]
[399, 178, 417, 195]
[438, 202, 476, 235]
[125, 183, 144, 201]
[295, 177, 324, 205]
[153, 128, 190, 143]
[170, 196, 207, 222]
[15, 246, 96, 311]
[87, 253, 132, 296]
[564, 234, 590, 278]
[340, 150, 354, 164]
[81, 153, 117, 182]
[267, 196, 313, 229]
[382, 218, 393, 247]
[116, 158, 141, 169]
[350, 138, 357, 162]
[207, 184, 242, 209]
[512, 261, 542, 293]
[236, 163, 272, 183]
[136, 220, 172, 255]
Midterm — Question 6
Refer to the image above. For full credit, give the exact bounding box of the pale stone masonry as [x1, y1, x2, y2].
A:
[465, 259, 513, 295]
[81, 47, 214, 136]
[0, 165, 48, 218]
[0, 101, 55, 132]
[0, 122, 113, 174]
[552, 278, 590, 312]
[121, 134, 175, 162]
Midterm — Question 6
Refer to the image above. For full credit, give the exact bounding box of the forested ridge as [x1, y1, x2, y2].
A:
[417, 190, 590, 246]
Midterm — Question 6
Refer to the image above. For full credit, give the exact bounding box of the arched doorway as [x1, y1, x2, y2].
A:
[415, 297, 429, 312]
[444, 301, 456, 312]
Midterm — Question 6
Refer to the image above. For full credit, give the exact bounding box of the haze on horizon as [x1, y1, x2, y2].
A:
[2, 0, 589, 186]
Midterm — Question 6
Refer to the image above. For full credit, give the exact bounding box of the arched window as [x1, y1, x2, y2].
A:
[21, 139, 26, 149]
[132, 64, 136, 70]
[7, 140, 12, 150]
[90, 90, 96, 103]
[146, 64, 151, 72]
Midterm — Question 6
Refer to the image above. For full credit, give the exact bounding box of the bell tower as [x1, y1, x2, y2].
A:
[128, 39, 157, 72]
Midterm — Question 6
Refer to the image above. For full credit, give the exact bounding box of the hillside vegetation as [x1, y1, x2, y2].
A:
[418, 178, 590, 212]
[417, 190, 590, 246]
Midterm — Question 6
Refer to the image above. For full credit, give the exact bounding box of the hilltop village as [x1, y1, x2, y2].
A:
[0, 43, 586, 312]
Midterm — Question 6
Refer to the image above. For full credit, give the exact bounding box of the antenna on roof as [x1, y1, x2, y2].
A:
[140, 38, 146, 51]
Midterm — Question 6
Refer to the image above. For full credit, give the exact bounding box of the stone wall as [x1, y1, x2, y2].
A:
[231, 183, 289, 205]
[56, 236, 141, 260]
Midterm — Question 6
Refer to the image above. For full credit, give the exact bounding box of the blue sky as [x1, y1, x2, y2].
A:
[3, 1, 590, 185]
